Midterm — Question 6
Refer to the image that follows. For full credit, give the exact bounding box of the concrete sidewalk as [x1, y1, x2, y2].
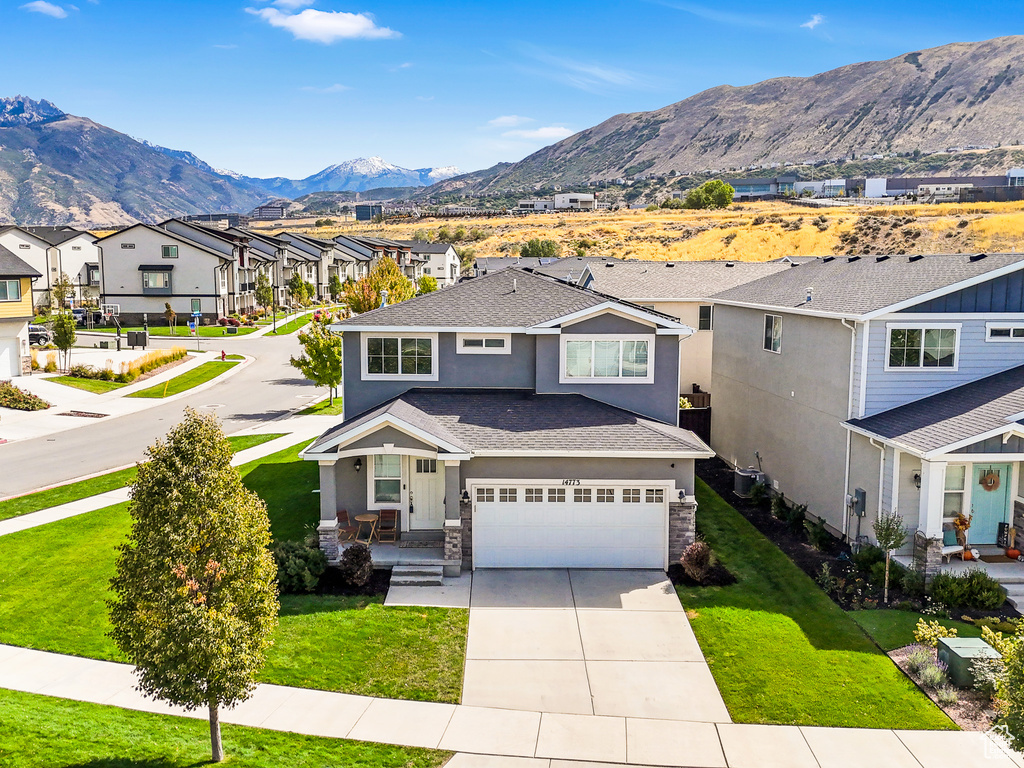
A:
[0, 643, 1018, 768]
[0, 416, 336, 537]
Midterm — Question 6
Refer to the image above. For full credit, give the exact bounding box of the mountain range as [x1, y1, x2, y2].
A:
[431, 35, 1024, 194]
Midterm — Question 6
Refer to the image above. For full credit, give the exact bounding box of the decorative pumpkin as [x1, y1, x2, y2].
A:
[963, 550, 975, 561]
[1007, 549, 1021, 559]
[980, 469, 1001, 492]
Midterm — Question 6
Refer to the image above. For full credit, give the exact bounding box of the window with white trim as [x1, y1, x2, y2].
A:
[415, 459, 437, 473]
[698, 305, 713, 331]
[547, 488, 566, 502]
[943, 465, 966, 521]
[623, 488, 641, 503]
[372, 455, 401, 504]
[562, 336, 652, 382]
[646, 488, 665, 503]
[476, 487, 494, 503]
[142, 272, 170, 289]
[525, 488, 543, 502]
[365, 336, 434, 377]
[596, 488, 615, 503]
[499, 488, 518, 502]
[456, 333, 511, 355]
[987, 323, 1024, 341]
[886, 326, 958, 368]
[574, 488, 592, 503]
[763, 314, 782, 353]
[0, 279, 22, 302]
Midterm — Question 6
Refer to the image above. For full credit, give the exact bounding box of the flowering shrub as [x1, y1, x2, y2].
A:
[914, 618, 958, 648]
[0, 380, 51, 411]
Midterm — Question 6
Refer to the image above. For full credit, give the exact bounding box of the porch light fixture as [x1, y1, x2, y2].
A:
[461, 489, 470, 501]
[354, 457, 362, 473]
[912, 471, 921, 489]
[678, 490, 686, 502]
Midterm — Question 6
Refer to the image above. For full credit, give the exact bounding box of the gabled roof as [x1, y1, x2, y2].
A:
[0, 244, 42, 278]
[576, 259, 791, 301]
[158, 219, 248, 247]
[712, 253, 1024, 319]
[22, 226, 88, 247]
[335, 267, 687, 331]
[304, 389, 713, 458]
[93, 223, 233, 261]
[392, 240, 456, 255]
[846, 365, 1024, 457]
[475, 256, 553, 274]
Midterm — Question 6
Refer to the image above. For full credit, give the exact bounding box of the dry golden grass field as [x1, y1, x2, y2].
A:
[256, 200, 1024, 265]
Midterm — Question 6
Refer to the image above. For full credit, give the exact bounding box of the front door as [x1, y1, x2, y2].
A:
[971, 464, 1011, 544]
[408, 458, 444, 530]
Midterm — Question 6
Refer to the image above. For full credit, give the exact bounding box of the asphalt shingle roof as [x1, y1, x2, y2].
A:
[393, 240, 455, 254]
[578, 260, 791, 301]
[337, 268, 611, 328]
[0, 244, 41, 277]
[308, 389, 712, 455]
[712, 253, 1024, 316]
[22, 226, 84, 247]
[847, 365, 1024, 454]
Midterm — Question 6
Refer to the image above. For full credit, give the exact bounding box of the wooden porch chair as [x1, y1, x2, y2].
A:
[377, 508, 399, 542]
[337, 510, 359, 543]
[940, 528, 967, 563]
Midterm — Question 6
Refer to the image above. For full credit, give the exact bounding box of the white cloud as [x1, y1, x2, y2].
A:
[300, 83, 350, 93]
[488, 115, 533, 128]
[801, 13, 825, 30]
[272, 0, 313, 7]
[517, 46, 651, 94]
[21, 1, 68, 18]
[246, 7, 400, 43]
[502, 126, 573, 141]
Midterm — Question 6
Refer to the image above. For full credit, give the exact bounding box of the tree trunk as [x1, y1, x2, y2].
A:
[209, 702, 223, 762]
[329, 388, 334, 405]
[883, 553, 891, 604]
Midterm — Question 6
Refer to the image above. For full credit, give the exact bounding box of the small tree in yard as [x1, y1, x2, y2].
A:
[290, 320, 343, 404]
[328, 273, 344, 302]
[417, 275, 438, 294]
[996, 628, 1024, 751]
[341, 257, 415, 315]
[255, 272, 274, 316]
[287, 272, 308, 306]
[108, 409, 278, 763]
[51, 271, 75, 310]
[872, 511, 908, 604]
[163, 302, 176, 334]
[52, 310, 76, 373]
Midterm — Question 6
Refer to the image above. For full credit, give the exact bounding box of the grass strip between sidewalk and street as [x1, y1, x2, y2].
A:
[0, 440, 470, 704]
[298, 397, 344, 416]
[126, 360, 238, 398]
[86, 325, 257, 337]
[266, 313, 313, 335]
[676, 478, 955, 730]
[0, 688, 449, 768]
[0, 433, 285, 522]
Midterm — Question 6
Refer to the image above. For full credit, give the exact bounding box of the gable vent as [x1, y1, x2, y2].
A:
[725, 262, 735, 268]
[665, 262, 676, 268]
[969, 253, 989, 262]
[909, 255, 924, 262]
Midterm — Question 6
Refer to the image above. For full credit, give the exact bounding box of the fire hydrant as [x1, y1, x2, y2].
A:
[221, 350, 226, 362]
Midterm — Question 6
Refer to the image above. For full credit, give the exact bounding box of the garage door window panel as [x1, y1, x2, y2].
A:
[574, 488, 592, 503]
[548, 488, 566, 502]
[525, 488, 543, 502]
[623, 488, 641, 503]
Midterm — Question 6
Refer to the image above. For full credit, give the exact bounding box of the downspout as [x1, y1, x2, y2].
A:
[841, 318, 857, 539]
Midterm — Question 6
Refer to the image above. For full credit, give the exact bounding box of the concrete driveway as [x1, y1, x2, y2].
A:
[462, 569, 731, 723]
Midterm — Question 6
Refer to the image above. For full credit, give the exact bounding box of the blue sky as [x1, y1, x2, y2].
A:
[2, 0, 1022, 178]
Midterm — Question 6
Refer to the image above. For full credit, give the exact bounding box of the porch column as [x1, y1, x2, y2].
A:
[914, 459, 946, 583]
[443, 460, 462, 521]
[317, 459, 340, 564]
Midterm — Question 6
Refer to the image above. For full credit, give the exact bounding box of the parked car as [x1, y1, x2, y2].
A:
[28, 325, 52, 346]
[71, 308, 103, 326]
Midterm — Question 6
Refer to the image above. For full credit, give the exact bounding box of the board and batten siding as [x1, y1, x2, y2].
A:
[901, 270, 1024, 314]
[862, 317, 1024, 416]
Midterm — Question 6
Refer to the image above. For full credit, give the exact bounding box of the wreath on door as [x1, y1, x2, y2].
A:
[980, 468, 1001, 492]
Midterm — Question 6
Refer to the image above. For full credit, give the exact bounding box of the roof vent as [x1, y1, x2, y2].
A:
[806, 287, 814, 304]
[847, 256, 861, 263]
[822, 256, 835, 263]
[969, 253, 988, 262]
[875, 255, 890, 263]
[512, 278, 518, 293]
[909, 255, 924, 262]
[605, 262, 615, 267]
[665, 262, 675, 268]
[725, 262, 735, 268]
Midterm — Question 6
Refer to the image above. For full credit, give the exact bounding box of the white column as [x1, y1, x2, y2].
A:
[918, 459, 947, 538]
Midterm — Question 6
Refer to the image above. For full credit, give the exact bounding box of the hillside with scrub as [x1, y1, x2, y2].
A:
[256, 200, 1024, 266]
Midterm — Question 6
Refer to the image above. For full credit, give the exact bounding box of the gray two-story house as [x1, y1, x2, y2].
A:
[711, 253, 1024, 576]
[302, 268, 713, 574]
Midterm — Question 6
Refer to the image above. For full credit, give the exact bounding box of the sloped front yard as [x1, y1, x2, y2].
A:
[676, 478, 955, 729]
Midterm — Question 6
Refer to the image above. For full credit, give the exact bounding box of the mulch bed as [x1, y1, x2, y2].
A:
[890, 644, 996, 730]
[316, 567, 391, 598]
[667, 561, 737, 588]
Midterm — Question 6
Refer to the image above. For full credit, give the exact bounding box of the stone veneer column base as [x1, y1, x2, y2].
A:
[913, 530, 943, 585]
[460, 499, 473, 571]
[668, 497, 698, 565]
[317, 520, 340, 565]
[443, 519, 463, 577]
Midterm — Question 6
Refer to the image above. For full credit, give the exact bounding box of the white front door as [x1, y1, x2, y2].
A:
[408, 458, 445, 530]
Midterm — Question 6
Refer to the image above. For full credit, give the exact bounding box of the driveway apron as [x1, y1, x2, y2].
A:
[462, 569, 731, 723]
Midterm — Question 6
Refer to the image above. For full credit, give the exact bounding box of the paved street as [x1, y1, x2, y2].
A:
[0, 331, 319, 498]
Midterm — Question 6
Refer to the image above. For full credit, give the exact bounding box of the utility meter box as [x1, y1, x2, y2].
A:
[851, 487, 867, 517]
[937, 637, 1000, 688]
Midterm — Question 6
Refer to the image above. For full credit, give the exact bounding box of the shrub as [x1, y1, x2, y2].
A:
[930, 570, 1006, 610]
[337, 542, 373, 588]
[784, 503, 807, 535]
[748, 481, 769, 507]
[852, 544, 885, 572]
[919, 660, 948, 689]
[681, 540, 713, 582]
[936, 686, 959, 706]
[0, 380, 51, 411]
[272, 540, 327, 594]
[770, 495, 788, 521]
[971, 657, 1005, 699]
[914, 618, 958, 648]
[816, 563, 841, 596]
[906, 645, 931, 675]
[217, 317, 228, 326]
[869, 559, 906, 592]
[44, 353, 57, 373]
[804, 516, 833, 551]
[902, 568, 926, 600]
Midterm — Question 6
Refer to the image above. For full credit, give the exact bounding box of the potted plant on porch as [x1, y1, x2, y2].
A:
[953, 511, 973, 560]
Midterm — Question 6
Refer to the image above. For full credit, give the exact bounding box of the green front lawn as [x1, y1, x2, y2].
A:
[267, 313, 312, 335]
[47, 376, 127, 394]
[677, 479, 954, 729]
[299, 397, 344, 416]
[127, 361, 238, 398]
[0, 433, 284, 522]
[850, 610, 983, 651]
[0, 688, 448, 768]
[88, 325, 257, 337]
[0, 440, 469, 704]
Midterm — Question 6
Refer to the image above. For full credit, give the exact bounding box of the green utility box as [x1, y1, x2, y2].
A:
[937, 636, 1001, 688]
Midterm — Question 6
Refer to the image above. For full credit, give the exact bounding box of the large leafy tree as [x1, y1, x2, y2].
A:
[417, 275, 438, 294]
[290, 320, 344, 404]
[341, 257, 415, 315]
[684, 179, 735, 209]
[108, 409, 279, 763]
[519, 238, 560, 260]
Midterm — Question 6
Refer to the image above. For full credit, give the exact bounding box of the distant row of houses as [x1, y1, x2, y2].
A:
[0, 221, 460, 378]
[516, 193, 612, 212]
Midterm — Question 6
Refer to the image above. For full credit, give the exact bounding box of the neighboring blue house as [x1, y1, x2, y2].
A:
[302, 268, 713, 574]
[710, 252, 1024, 579]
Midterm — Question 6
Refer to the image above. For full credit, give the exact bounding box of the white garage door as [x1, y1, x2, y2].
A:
[472, 483, 668, 569]
[0, 339, 18, 378]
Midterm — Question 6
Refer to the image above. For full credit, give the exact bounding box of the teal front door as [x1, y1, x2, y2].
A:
[971, 464, 1011, 544]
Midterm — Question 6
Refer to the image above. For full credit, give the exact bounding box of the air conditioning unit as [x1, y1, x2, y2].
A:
[733, 467, 764, 497]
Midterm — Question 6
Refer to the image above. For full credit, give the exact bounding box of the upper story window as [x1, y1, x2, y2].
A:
[560, 334, 654, 384]
[362, 333, 438, 381]
[886, 324, 959, 369]
[0, 279, 22, 302]
[457, 333, 511, 355]
[698, 305, 713, 331]
[161, 245, 178, 259]
[763, 314, 782, 353]
[986, 323, 1024, 341]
